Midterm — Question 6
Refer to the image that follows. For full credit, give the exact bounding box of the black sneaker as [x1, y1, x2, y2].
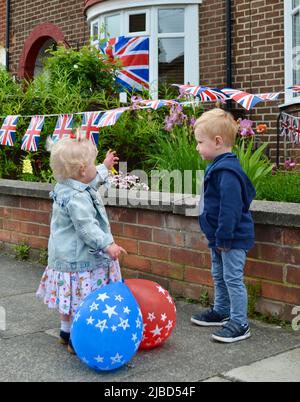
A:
[212, 321, 251, 343]
[59, 330, 70, 345]
[191, 308, 230, 327]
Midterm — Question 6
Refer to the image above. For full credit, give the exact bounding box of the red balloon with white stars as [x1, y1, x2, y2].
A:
[125, 279, 177, 350]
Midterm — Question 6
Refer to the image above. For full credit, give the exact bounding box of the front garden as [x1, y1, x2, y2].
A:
[0, 45, 299, 203]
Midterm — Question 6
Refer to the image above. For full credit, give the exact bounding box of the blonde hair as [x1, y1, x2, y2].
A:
[47, 129, 98, 182]
[194, 108, 238, 147]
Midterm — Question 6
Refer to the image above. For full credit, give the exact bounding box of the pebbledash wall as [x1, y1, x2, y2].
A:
[0, 179, 300, 321]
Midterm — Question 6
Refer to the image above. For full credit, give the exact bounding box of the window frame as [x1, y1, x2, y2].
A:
[284, 0, 300, 105]
[89, 3, 200, 98]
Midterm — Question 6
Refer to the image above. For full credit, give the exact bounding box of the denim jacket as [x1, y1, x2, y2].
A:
[48, 165, 114, 273]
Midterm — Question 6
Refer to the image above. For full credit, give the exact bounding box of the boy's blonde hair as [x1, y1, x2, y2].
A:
[47, 129, 98, 182]
[194, 108, 238, 147]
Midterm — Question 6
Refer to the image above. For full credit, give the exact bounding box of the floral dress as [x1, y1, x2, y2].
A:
[36, 258, 122, 317]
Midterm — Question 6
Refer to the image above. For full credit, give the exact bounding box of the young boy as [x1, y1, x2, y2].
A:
[191, 108, 256, 343]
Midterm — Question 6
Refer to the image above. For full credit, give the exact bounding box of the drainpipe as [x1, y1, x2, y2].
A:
[226, 0, 232, 108]
[5, 0, 11, 71]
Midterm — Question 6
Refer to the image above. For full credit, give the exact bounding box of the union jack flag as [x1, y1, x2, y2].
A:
[80, 112, 102, 145]
[258, 93, 282, 101]
[100, 36, 149, 91]
[221, 88, 262, 110]
[199, 88, 229, 102]
[21, 115, 45, 152]
[0, 115, 20, 146]
[98, 108, 128, 128]
[288, 84, 300, 92]
[53, 114, 74, 142]
[138, 99, 177, 110]
[172, 84, 207, 97]
[293, 118, 300, 144]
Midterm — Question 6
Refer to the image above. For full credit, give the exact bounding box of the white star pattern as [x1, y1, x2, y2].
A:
[150, 325, 163, 337]
[82, 357, 89, 365]
[131, 333, 138, 342]
[102, 304, 118, 319]
[156, 285, 166, 295]
[166, 295, 173, 304]
[138, 308, 143, 318]
[111, 353, 123, 364]
[148, 312, 156, 322]
[118, 317, 130, 330]
[111, 325, 117, 332]
[86, 316, 95, 325]
[115, 295, 124, 302]
[89, 302, 99, 312]
[94, 355, 104, 363]
[155, 337, 163, 345]
[136, 317, 142, 329]
[97, 293, 110, 302]
[165, 320, 173, 331]
[161, 313, 167, 322]
[74, 312, 81, 322]
[123, 306, 131, 314]
[95, 319, 109, 333]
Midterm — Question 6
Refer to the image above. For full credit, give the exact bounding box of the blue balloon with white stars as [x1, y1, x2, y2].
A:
[71, 281, 143, 371]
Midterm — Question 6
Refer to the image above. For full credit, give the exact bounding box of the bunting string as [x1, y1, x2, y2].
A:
[1, 83, 300, 151]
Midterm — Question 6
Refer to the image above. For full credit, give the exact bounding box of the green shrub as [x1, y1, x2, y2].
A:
[256, 171, 300, 203]
[14, 244, 31, 261]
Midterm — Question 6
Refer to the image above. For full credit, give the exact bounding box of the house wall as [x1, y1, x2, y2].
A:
[8, 0, 87, 76]
[0, 0, 6, 66]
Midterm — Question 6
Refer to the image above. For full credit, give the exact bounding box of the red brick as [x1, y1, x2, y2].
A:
[20, 198, 40, 210]
[123, 224, 152, 241]
[170, 248, 211, 268]
[286, 266, 300, 286]
[19, 222, 40, 236]
[137, 211, 166, 228]
[245, 260, 283, 282]
[262, 282, 300, 305]
[110, 222, 124, 236]
[282, 229, 300, 246]
[139, 242, 170, 261]
[108, 208, 137, 224]
[39, 225, 50, 238]
[185, 232, 209, 252]
[255, 225, 283, 244]
[153, 228, 185, 247]
[121, 255, 152, 273]
[151, 261, 184, 280]
[114, 237, 138, 254]
[0, 230, 11, 242]
[184, 267, 213, 286]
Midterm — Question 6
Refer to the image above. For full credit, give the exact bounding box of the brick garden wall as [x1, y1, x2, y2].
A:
[0, 181, 299, 321]
[9, 0, 87, 76]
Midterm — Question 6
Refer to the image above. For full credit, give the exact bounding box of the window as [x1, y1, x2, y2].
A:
[88, 2, 200, 97]
[285, 0, 300, 104]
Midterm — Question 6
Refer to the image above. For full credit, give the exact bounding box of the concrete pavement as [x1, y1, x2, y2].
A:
[0, 254, 299, 382]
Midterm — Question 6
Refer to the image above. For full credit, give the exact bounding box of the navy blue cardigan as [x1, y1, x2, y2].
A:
[199, 153, 256, 250]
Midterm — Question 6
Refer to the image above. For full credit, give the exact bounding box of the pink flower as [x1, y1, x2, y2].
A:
[239, 119, 255, 137]
[284, 159, 296, 170]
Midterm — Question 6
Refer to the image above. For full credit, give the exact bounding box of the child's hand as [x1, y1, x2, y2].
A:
[217, 247, 230, 253]
[106, 243, 127, 260]
[104, 150, 119, 171]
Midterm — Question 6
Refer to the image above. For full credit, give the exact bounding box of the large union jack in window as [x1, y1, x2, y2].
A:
[100, 36, 149, 91]
[21, 115, 45, 152]
[0, 115, 20, 146]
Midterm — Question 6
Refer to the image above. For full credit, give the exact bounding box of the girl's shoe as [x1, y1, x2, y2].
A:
[59, 330, 70, 345]
[67, 339, 76, 355]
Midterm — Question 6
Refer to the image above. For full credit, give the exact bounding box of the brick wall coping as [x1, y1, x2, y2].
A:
[1, 179, 300, 228]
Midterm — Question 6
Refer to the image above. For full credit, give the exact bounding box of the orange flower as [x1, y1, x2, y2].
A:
[256, 124, 268, 134]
